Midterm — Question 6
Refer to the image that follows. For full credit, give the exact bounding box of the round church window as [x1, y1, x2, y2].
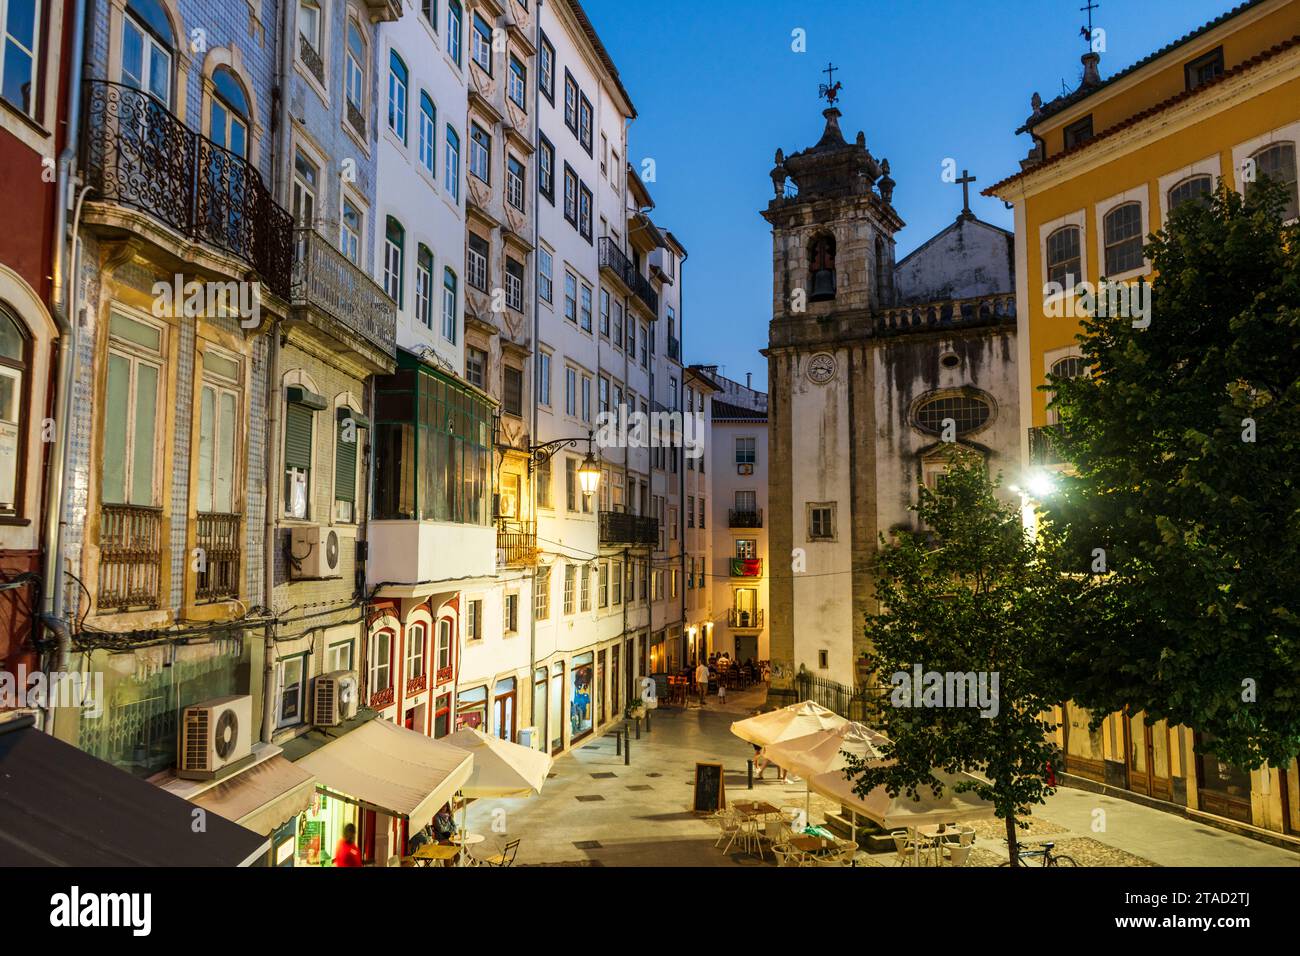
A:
[914, 393, 992, 435]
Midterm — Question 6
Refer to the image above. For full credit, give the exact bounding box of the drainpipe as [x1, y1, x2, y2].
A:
[677, 252, 688, 656]
[40, 0, 90, 694]
[262, 317, 282, 745]
[527, 0, 545, 739]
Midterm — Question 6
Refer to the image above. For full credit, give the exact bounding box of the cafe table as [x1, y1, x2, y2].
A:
[911, 824, 962, 867]
[731, 800, 781, 819]
[788, 834, 839, 865]
[412, 843, 460, 867]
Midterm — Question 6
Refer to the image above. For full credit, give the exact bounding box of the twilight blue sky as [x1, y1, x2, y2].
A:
[584, 0, 1233, 390]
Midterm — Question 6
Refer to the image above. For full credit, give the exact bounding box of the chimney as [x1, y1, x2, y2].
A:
[1081, 51, 1102, 88]
[746, 372, 752, 389]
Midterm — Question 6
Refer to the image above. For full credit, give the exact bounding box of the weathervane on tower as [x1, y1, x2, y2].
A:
[818, 62, 842, 105]
[1080, 0, 1100, 47]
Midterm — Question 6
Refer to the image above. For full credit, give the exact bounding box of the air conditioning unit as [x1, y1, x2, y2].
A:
[517, 727, 539, 750]
[290, 525, 345, 579]
[738, 463, 754, 476]
[178, 695, 252, 779]
[314, 670, 359, 727]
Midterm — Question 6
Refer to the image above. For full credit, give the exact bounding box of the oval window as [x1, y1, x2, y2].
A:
[914, 394, 991, 435]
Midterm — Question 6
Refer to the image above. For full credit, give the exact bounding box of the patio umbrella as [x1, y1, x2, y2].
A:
[443, 727, 554, 863]
[729, 700, 848, 748]
[760, 722, 888, 822]
[809, 766, 996, 865]
[443, 727, 554, 798]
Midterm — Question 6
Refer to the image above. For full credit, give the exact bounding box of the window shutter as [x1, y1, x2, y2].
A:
[335, 413, 357, 504]
[284, 403, 314, 472]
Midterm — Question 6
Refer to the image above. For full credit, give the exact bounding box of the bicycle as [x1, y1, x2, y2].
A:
[997, 840, 1078, 867]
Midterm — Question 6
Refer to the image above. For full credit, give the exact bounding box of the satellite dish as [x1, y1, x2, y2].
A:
[214, 708, 239, 759]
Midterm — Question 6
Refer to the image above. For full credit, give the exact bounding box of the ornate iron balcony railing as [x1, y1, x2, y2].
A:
[81, 79, 294, 298]
[497, 520, 538, 567]
[728, 508, 763, 529]
[299, 34, 325, 85]
[98, 503, 164, 612]
[727, 608, 764, 629]
[291, 227, 397, 359]
[195, 512, 241, 603]
[599, 510, 657, 546]
[598, 237, 659, 317]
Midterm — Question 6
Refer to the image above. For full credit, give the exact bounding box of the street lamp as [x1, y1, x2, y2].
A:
[528, 429, 601, 496]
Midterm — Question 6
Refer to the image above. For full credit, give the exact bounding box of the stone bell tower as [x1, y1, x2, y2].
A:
[761, 100, 905, 704]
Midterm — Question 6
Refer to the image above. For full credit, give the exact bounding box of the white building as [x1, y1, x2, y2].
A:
[704, 371, 770, 663]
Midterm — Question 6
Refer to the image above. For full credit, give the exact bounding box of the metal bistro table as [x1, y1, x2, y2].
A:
[412, 843, 461, 867]
[450, 832, 486, 866]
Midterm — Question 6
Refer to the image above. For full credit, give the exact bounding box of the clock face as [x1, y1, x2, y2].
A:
[807, 353, 836, 384]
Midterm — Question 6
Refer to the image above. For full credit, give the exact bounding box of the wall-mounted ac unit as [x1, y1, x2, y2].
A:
[517, 727, 539, 751]
[290, 525, 345, 579]
[178, 695, 252, 779]
[314, 670, 359, 727]
[738, 463, 754, 476]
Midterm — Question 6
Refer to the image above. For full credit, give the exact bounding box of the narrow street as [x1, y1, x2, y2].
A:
[466, 687, 1300, 868]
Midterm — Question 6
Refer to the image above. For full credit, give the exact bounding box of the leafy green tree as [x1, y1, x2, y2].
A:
[844, 459, 1076, 865]
[1047, 180, 1300, 769]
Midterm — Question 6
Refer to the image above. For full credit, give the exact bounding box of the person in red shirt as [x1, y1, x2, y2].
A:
[334, 823, 362, 867]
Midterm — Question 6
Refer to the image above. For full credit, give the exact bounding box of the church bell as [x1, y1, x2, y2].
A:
[810, 267, 836, 302]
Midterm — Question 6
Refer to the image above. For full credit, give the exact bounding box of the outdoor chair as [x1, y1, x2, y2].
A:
[941, 827, 975, 862]
[713, 809, 743, 853]
[772, 843, 798, 867]
[890, 830, 918, 866]
[480, 839, 521, 867]
[944, 844, 973, 867]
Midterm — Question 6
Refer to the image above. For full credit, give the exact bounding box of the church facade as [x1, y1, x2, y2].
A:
[762, 104, 1021, 701]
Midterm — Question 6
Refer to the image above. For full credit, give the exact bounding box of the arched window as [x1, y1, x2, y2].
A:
[418, 91, 436, 174]
[415, 244, 434, 329]
[209, 67, 249, 157]
[1167, 174, 1212, 211]
[0, 0, 41, 116]
[1050, 355, 1087, 381]
[121, 0, 174, 106]
[345, 20, 365, 116]
[1045, 225, 1082, 287]
[0, 305, 29, 515]
[1248, 142, 1298, 221]
[384, 216, 405, 306]
[444, 125, 460, 200]
[369, 629, 392, 697]
[388, 50, 408, 142]
[405, 622, 426, 684]
[442, 267, 457, 343]
[1103, 202, 1144, 276]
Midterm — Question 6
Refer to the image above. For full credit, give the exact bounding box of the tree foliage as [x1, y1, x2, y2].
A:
[1047, 180, 1300, 768]
[844, 459, 1076, 864]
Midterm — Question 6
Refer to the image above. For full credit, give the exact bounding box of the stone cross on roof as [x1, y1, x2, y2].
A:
[956, 169, 977, 220]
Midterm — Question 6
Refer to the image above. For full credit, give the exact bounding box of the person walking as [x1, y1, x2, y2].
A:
[694, 659, 710, 706]
[333, 823, 362, 867]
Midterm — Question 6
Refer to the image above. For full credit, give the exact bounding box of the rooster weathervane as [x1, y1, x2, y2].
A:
[818, 62, 842, 105]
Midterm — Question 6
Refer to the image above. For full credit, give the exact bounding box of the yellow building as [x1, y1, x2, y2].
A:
[988, 0, 1300, 841]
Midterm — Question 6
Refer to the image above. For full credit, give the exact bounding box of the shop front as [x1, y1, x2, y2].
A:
[570, 653, 594, 743]
[493, 677, 516, 741]
[549, 662, 565, 754]
[456, 684, 488, 731]
[295, 787, 359, 866]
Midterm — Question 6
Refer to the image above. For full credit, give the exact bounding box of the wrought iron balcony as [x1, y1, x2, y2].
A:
[497, 520, 538, 567]
[599, 510, 658, 546]
[291, 227, 397, 360]
[598, 237, 659, 318]
[98, 504, 164, 612]
[299, 34, 325, 85]
[729, 557, 763, 578]
[728, 608, 765, 630]
[81, 79, 294, 298]
[195, 512, 241, 603]
[1029, 424, 1066, 466]
[728, 508, 763, 529]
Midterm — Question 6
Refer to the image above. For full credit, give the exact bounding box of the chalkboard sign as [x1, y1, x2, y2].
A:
[693, 762, 726, 813]
[651, 673, 670, 704]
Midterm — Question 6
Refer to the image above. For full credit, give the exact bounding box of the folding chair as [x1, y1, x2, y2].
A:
[481, 839, 521, 867]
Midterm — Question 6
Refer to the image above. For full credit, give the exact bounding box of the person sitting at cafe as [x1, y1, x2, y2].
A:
[432, 804, 458, 843]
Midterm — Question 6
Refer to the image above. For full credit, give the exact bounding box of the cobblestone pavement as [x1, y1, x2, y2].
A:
[462, 686, 1300, 868]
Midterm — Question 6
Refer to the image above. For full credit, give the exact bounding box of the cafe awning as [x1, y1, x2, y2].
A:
[0, 716, 268, 866]
[294, 717, 473, 831]
[187, 754, 317, 836]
